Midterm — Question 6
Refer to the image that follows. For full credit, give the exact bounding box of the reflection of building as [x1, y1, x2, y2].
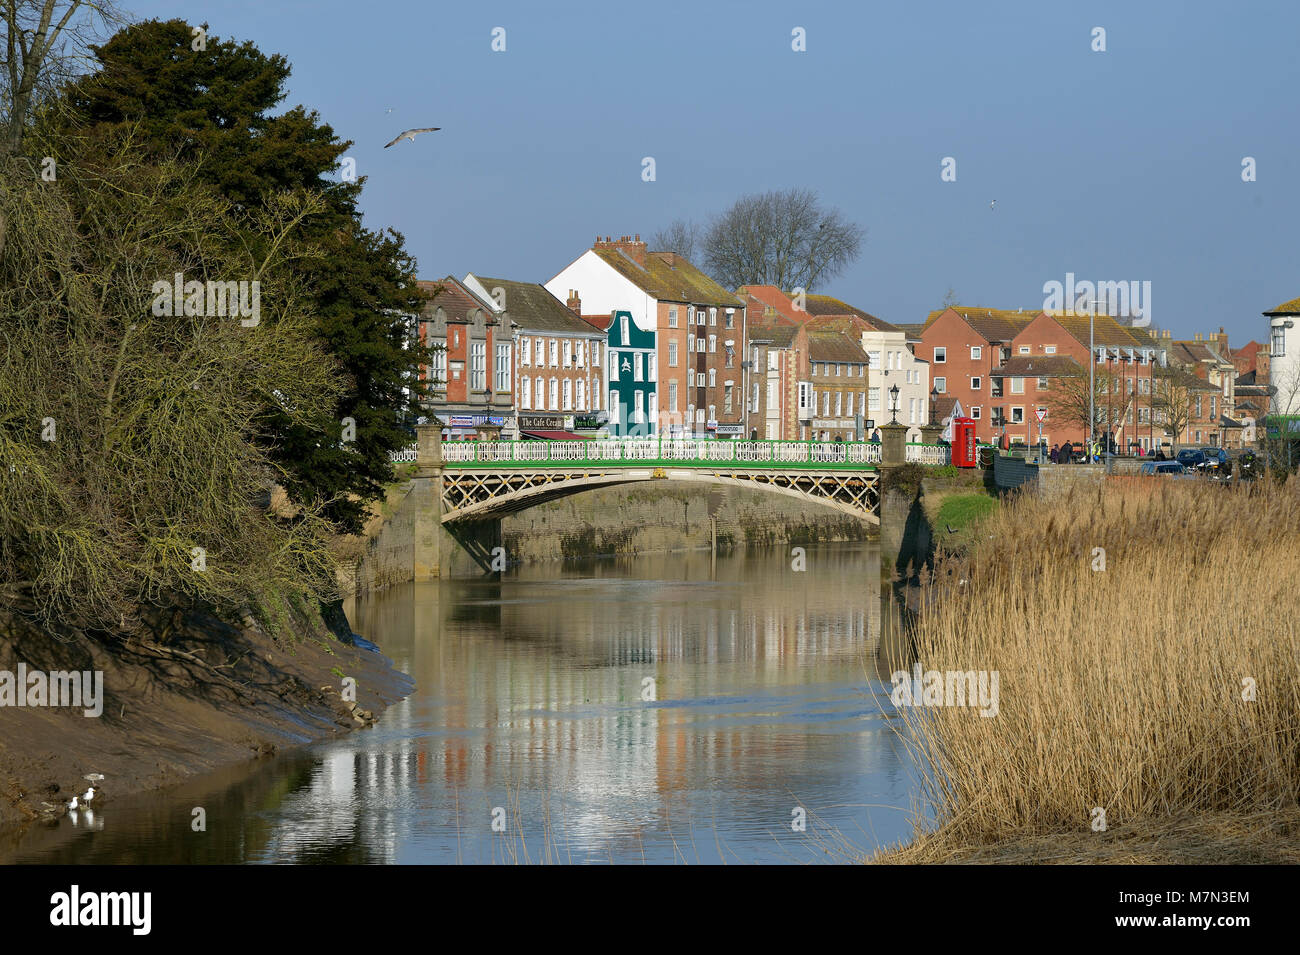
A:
[329, 549, 912, 862]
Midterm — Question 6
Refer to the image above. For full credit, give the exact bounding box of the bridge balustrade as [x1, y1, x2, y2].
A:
[905, 443, 952, 465]
[398, 438, 954, 468]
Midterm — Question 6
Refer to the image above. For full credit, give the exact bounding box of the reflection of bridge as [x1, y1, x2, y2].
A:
[438, 439, 899, 523]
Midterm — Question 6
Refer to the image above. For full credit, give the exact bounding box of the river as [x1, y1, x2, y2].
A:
[2, 543, 927, 864]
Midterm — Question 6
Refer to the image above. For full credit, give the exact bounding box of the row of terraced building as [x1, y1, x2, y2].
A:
[415, 233, 1273, 451]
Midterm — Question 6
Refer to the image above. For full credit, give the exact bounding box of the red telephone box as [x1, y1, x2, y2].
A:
[951, 416, 978, 468]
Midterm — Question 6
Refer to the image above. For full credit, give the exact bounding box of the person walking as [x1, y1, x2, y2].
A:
[1049, 443, 1059, 464]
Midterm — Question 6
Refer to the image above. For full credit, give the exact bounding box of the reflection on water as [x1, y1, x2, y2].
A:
[3, 543, 926, 864]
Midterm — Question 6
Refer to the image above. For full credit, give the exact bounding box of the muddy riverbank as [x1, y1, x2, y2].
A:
[0, 606, 412, 828]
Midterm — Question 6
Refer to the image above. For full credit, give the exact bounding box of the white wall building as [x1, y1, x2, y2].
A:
[860, 328, 931, 442]
[1265, 297, 1300, 416]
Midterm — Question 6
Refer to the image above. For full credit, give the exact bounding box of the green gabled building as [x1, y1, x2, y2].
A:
[600, 309, 657, 436]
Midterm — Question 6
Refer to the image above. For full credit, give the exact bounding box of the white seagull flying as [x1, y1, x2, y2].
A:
[384, 127, 440, 148]
[989, 199, 997, 210]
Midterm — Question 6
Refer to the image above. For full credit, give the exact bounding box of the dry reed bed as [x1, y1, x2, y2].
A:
[880, 477, 1300, 860]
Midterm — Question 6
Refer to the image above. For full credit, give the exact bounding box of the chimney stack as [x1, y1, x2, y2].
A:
[566, 289, 582, 314]
[592, 232, 648, 266]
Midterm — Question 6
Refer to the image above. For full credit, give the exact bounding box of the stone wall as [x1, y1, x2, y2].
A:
[1037, 463, 1105, 500]
[499, 482, 871, 564]
[346, 485, 416, 594]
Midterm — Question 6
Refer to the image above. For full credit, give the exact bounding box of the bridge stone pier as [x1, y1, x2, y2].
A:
[411, 424, 504, 579]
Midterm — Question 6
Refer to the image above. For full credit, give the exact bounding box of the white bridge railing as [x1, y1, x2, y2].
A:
[392, 438, 957, 468]
[390, 439, 961, 467]
[434, 438, 884, 468]
[905, 443, 951, 465]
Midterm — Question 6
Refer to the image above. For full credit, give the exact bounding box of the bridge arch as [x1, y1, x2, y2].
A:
[440, 466, 880, 524]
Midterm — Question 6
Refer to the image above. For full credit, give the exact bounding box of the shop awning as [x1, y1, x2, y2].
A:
[519, 429, 589, 440]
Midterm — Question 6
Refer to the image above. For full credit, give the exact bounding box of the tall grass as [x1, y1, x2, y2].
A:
[889, 477, 1300, 855]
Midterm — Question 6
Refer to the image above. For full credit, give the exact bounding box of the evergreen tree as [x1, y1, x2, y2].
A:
[57, 18, 428, 531]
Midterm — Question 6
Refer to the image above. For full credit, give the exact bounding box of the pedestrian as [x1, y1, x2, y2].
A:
[1049, 443, 1059, 464]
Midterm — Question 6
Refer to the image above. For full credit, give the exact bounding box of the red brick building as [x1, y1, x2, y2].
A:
[1010, 312, 1162, 452]
[417, 277, 511, 438]
[913, 307, 1032, 442]
[914, 305, 1172, 451]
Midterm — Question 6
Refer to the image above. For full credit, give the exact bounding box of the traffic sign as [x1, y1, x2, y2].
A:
[1034, 408, 1047, 422]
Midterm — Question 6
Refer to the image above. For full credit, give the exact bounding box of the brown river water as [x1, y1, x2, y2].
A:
[3, 543, 928, 864]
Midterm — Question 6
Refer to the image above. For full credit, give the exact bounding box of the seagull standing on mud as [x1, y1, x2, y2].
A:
[384, 127, 440, 148]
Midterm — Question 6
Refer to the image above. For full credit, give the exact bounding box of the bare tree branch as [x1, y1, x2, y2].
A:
[698, 188, 864, 292]
[650, 218, 699, 260]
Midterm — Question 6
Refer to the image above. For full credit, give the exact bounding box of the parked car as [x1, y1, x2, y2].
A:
[1139, 461, 1192, 477]
[1176, 448, 1209, 469]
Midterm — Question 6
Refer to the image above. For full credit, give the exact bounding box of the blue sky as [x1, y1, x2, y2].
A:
[124, 0, 1297, 341]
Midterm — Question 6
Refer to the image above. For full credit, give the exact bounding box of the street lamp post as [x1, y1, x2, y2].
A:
[889, 383, 900, 425]
[1082, 298, 1105, 462]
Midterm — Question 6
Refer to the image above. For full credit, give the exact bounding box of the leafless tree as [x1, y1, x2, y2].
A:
[650, 218, 699, 260]
[1046, 369, 1128, 437]
[699, 188, 864, 292]
[1, 1, 123, 255]
[1, 127, 342, 636]
[1, 0, 122, 151]
[1151, 366, 1199, 445]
